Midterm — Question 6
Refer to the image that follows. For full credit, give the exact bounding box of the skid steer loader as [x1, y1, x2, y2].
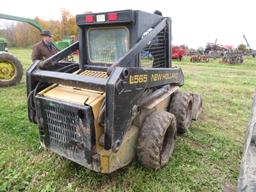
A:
[27, 10, 202, 173]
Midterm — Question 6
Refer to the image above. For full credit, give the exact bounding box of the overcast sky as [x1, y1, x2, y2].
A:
[0, 0, 255, 49]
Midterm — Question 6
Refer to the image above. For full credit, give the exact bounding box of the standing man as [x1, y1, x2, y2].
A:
[32, 30, 58, 62]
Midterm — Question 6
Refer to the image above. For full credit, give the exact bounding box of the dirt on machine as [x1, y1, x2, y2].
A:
[27, 10, 203, 173]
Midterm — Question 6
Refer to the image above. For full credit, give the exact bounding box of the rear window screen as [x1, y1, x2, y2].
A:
[87, 27, 129, 64]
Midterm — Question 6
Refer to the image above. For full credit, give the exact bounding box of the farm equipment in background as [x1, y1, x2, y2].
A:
[0, 14, 45, 87]
[172, 45, 186, 61]
[0, 33, 23, 87]
[204, 43, 225, 59]
[222, 49, 243, 64]
[0, 13, 74, 51]
[190, 54, 209, 63]
[0, 13, 44, 32]
[0, 13, 75, 86]
[0, 37, 8, 52]
[185, 48, 197, 56]
[27, 10, 203, 173]
[54, 36, 74, 50]
[204, 42, 243, 64]
[243, 34, 256, 58]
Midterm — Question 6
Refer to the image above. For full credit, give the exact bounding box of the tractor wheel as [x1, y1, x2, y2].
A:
[202, 56, 209, 62]
[137, 111, 177, 169]
[169, 91, 193, 134]
[0, 52, 23, 87]
[190, 56, 195, 63]
[229, 57, 235, 64]
[191, 94, 203, 120]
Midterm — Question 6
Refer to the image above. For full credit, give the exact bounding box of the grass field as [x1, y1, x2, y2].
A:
[0, 48, 256, 192]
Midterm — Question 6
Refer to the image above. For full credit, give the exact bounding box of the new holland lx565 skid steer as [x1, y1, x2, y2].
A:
[27, 10, 202, 173]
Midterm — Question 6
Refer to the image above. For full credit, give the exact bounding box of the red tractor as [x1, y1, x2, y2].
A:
[172, 46, 186, 61]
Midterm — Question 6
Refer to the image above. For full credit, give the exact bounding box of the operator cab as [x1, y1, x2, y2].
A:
[76, 10, 170, 69]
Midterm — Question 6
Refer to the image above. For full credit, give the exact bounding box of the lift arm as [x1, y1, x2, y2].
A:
[0, 13, 44, 32]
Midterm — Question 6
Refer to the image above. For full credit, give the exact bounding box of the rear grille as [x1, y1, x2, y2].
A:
[35, 96, 95, 163]
[45, 106, 81, 153]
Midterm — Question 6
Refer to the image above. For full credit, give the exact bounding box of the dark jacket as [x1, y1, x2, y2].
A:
[32, 40, 58, 62]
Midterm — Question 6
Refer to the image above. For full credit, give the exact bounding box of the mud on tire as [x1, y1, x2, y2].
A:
[137, 111, 177, 169]
[0, 52, 23, 87]
[191, 94, 203, 120]
[169, 91, 193, 134]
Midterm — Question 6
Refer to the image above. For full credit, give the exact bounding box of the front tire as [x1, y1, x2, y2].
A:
[191, 94, 203, 120]
[137, 111, 177, 169]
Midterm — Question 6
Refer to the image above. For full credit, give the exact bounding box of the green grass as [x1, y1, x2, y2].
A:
[1, 48, 255, 191]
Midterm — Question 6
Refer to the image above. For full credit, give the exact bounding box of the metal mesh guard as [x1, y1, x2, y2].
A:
[36, 96, 94, 161]
[45, 105, 82, 153]
[140, 28, 168, 68]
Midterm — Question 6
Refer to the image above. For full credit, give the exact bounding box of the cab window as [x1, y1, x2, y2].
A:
[87, 27, 129, 64]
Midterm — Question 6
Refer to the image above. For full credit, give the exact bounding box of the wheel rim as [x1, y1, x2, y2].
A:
[0, 61, 17, 81]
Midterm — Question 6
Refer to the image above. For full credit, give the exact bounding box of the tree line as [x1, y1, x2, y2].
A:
[0, 9, 77, 47]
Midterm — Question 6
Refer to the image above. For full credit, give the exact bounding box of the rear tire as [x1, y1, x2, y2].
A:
[191, 94, 203, 120]
[169, 91, 193, 134]
[0, 52, 23, 87]
[137, 111, 177, 169]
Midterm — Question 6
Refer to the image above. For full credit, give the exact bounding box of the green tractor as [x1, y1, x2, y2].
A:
[0, 13, 45, 87]
[0, 36, 23, 87]
[0, 13, 75, 86]
[0, 37, 8, 51]
[54, 36, 74, 50]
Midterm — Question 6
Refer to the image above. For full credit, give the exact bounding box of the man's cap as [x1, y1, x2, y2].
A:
[40, 30, 52, 37]
[154, 10, 162, 16]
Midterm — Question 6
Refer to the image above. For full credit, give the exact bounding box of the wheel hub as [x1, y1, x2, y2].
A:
[0, 62, 16, 80]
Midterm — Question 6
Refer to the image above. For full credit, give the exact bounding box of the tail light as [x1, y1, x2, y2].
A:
[107, 13, 118, 21]
[85, 15, 94, 23]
